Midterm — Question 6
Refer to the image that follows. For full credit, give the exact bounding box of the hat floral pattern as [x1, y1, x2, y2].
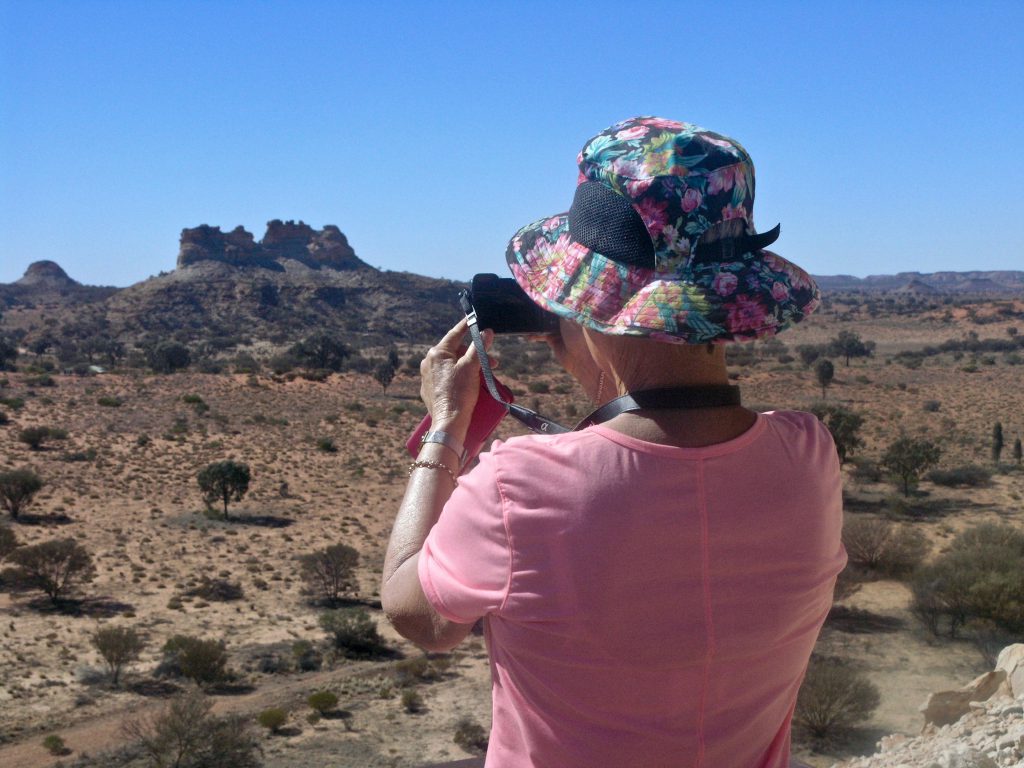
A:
[506, 117, 819, 344]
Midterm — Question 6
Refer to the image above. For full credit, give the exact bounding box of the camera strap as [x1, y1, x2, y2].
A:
[466, 307, 572, 434]
[465, 308, 741, 436]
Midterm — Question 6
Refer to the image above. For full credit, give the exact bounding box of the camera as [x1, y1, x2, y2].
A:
[461, 273, 560, 335]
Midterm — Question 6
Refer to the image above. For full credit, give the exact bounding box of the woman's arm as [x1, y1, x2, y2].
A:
[380, 318, 490, 651]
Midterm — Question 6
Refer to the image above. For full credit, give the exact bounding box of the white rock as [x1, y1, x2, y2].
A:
[997, 645, 1024, 698]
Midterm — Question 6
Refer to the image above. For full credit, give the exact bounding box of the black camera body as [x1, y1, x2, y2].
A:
[461, 274, 560, 335]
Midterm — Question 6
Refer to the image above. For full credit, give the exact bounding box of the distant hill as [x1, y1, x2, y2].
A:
[1, 223, 1022, 357]
[814, 271, 1024, 294]
[0, 220, 464, 352]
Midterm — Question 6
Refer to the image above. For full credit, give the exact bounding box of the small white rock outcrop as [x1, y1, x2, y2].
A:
[832, 644, 1024, 768]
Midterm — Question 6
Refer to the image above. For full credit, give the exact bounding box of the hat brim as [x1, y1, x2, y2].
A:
[506, 213, 820, 344]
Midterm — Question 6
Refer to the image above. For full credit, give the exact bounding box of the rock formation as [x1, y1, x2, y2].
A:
[176, 220, 367, 271]
[834, 644, 1024, 768]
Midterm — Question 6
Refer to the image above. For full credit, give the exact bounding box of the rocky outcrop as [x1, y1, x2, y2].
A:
[921, 671, 1009, 727]
[15, 260, 78, 287]
[176, 220, 366, 271]
[178, 225, 266, 268]
[834, 645, 1024, 768]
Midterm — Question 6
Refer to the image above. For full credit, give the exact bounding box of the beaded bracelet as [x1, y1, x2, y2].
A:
[408, 459, 458, 488]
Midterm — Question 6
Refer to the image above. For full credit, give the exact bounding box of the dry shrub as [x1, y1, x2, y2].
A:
[842, 516, 929, 578]
[453, 717, 489, 755]
[186, 577, 244, 602]
[124, 687, 259, 768]
[794, 656, 880, 738]
[299, 543, 359, 604]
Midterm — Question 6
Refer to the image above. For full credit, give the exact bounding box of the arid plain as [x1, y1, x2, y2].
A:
[1, 294, 1023, 767]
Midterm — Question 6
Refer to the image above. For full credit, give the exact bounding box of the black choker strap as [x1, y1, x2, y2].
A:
[573, 385, 741, 430]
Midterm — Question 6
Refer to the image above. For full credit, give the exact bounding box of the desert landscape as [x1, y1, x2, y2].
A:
[1, 251, 1023, 767]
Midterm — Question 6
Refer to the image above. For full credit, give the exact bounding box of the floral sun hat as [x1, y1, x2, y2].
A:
[505, 116, 820, 344]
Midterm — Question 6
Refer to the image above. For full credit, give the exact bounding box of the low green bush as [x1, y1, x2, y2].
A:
[160, 635, 229, 685]
[307, 690, 338, 714]
[927, 465, 992, 488]
[257, 707, 287, 733]
[319, 608, 386, 658]
[42, 734, 67, 755]
[401, 689, 423, 713]
[292, 640, 322, 671]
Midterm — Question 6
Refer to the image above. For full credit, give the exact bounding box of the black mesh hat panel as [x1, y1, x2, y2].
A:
[567, 182, 655, 266]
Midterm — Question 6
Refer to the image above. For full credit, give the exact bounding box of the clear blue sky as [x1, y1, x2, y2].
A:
[2, 0, 1022, 287]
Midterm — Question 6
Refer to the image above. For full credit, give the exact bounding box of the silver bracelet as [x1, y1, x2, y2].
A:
[420, 430, 467, 467]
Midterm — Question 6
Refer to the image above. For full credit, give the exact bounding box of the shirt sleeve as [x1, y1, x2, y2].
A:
[418, 446, 512, 624]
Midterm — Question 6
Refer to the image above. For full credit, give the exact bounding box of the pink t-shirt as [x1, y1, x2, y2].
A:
[419, 411, 846, 768]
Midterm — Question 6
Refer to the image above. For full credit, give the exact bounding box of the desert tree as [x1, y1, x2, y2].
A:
[0, 525, 18, 559]
[92, 625, 146, 686]
[197, 461, 251, 519]
[18, 426, 52, 451]
[147, 341, 191, 374]
[289, 332, 350, 372]
[300, 543, 359, 604]
[827, 330, 875, 366]
[124, 687, 260, 768]
[881, 436, 942, 497]
[814, 358, 835, 399]
[912, 524, 1024, 638]
[810, 403, 864, 465]
[0, 335, 17, 371]
[992, 422, 1004, 464]
[5, 539, 96, 603]
[796, 344, 822, 368]
[0, 468, 44, 520]
[373, 359, 396, 393]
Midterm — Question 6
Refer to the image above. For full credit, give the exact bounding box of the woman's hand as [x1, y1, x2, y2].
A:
[420, 318, 494, 438]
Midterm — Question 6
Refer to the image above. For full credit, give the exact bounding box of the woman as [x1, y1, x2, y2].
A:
[382, 117, 846, 768]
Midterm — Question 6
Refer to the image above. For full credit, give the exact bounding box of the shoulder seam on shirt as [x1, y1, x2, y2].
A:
[492, 454, 514, 615]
